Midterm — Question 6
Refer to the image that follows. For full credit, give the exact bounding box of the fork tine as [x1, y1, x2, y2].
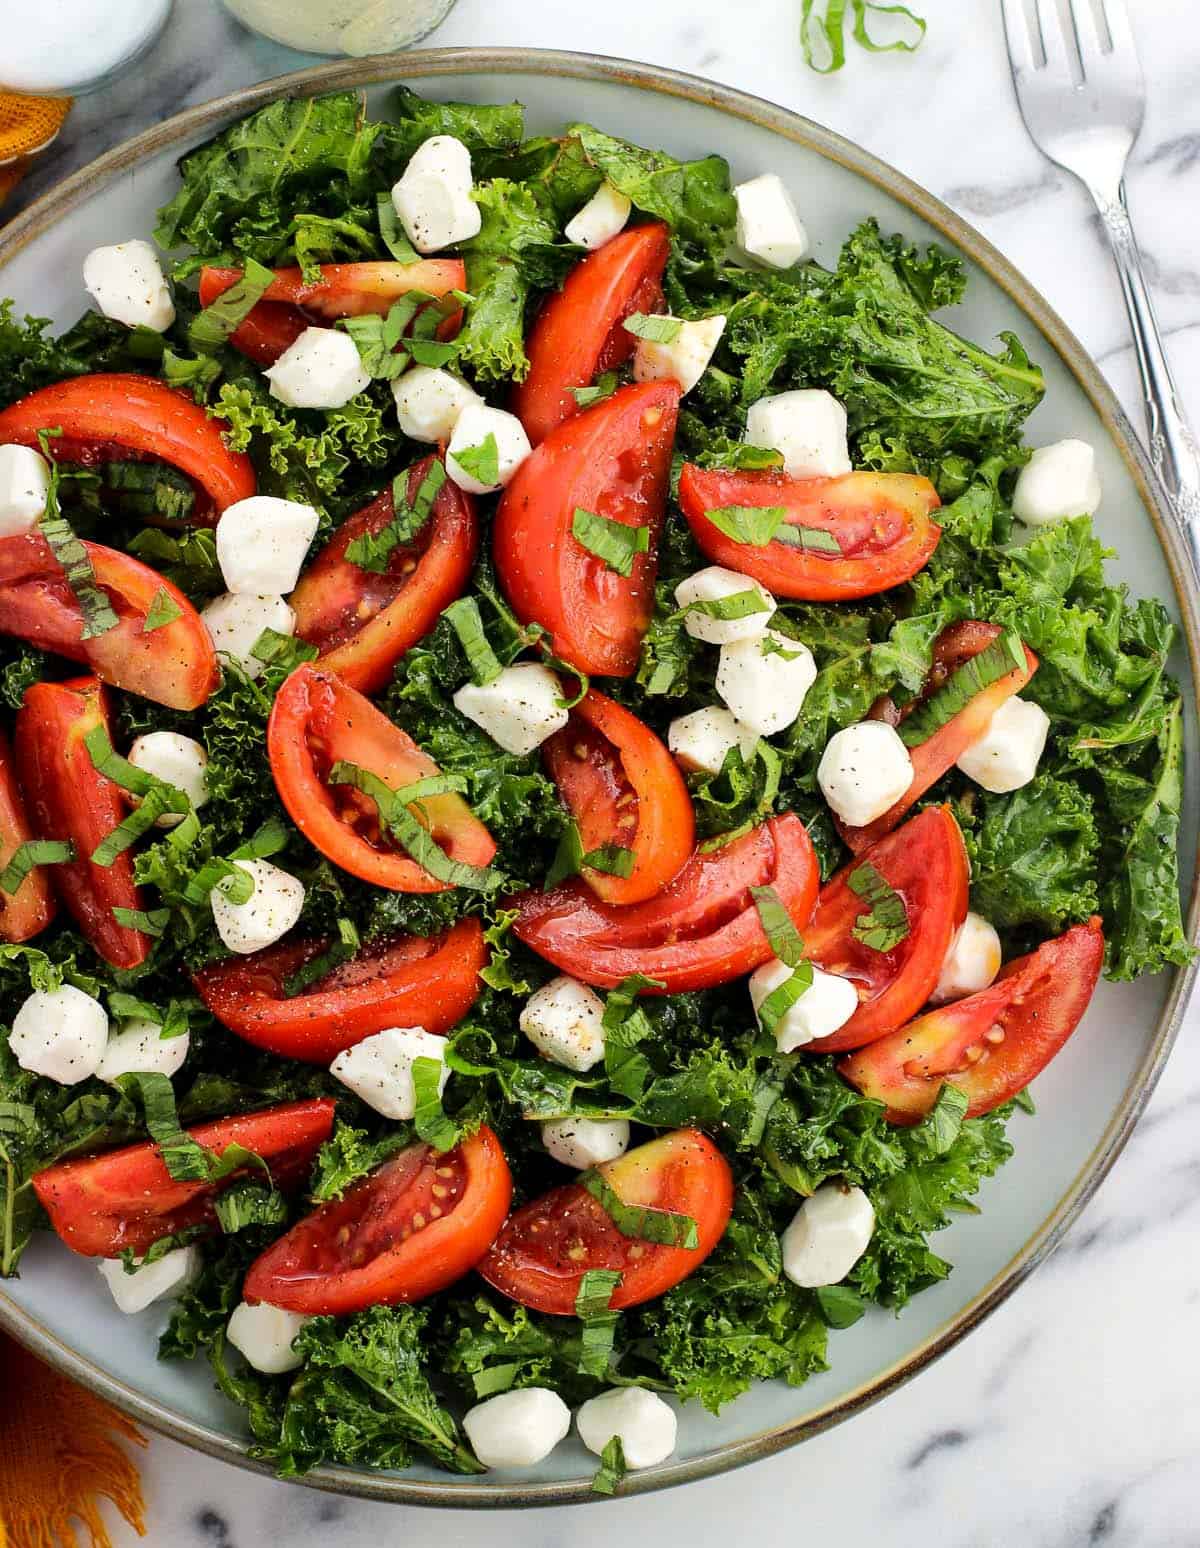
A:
[1097, 0, 1140, 65]
[1032, 0, 1077, 84]
[1000, 0, 1037, 71]
[1069, 0, 1109, 75]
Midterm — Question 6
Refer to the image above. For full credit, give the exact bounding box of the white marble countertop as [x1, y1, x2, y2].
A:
[11, 2, 1200, 1543]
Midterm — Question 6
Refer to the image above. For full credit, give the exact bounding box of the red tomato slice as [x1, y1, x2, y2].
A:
[542, 689, 694, 905]
[31, 1098, 336, 1257]
[512, 223, 670, 446]
[678, 465, 942, 601]
[494, 380, 679, 678]
[839, 917, 1105, 1121]
[0, 374, 256, 521]
[192, 918, 486, 1063]
[513, 812, 818, 992]
[478, 1129, 733, 1314]
[267, 663, 496, 892]
[803, 806, 969, 1053]
[290, 455, 478, 695]
[840, 621, 1039, 854]
[14, 677, 149, 970]
[0, 532, 217, 711]
[0, 729, 55, 943]
[243, 1126, 512, 1315]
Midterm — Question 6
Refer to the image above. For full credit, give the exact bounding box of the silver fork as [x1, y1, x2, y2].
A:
[1001, 0, 1200, 578]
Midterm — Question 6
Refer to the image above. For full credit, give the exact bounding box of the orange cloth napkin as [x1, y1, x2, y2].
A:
[0, 91, 72, 211]
[0, 1333, 147, 1548]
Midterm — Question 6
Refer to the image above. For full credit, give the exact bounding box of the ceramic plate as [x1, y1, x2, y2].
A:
[0, 47, 1197, 1509]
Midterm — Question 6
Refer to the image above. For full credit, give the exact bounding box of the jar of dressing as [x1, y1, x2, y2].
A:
[220, 0, 459, 55]
[1, 0, 173, 96]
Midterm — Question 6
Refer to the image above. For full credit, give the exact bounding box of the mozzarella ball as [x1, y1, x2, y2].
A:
[633, 314, 726, 396]
[931, 912, 1003, 1005]
[0, 444, 50, 536]
[227, 1301, 313, 1375]
[667, 705, 756, 775]
[956, 696, 1050, 794]
[210, 859, 305, 955]
[540, 1115, 630, 1169]
[749, 960, 859, 1052]
[453, 662, 568, 756]
[264, 326, 371, 410]
[216, 495, 320, 595]
[781, 1184, 876, 1288]
[82, 239, 175, 331]
[464, 1388, 571, 1469]
[576, 1387, 678, 1470]
[96, 1018, 190, 1083]
[519, 976, 606, 1072]
[98, 1245, 201, 1314]
[715, 628, 817, 738]
[393, 366, 480, 443]
[9, 985, 108, 1085]
[817, 722, 913, 827]
[446, 403, 532, 495]
[565, 180, 632, 250]
[391, 135, 481, 253]
[127, 732, 209, 827]
[1012, 439, 1101, 527]
[201, 592, 296, 680]
[329, 1025, 447, 1121]
[744, 389, 851, 479]
[674, 565, 776, 645]
[734, 174, 810, 270]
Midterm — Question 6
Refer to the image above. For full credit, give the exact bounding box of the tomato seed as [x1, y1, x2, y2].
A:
[964, 1043, 984, 1063]
[984, 1028, 1005, 1044]
[429, 1204, 443, 1219]
[573, 741, 589, 760]
[412, 1212, 426, 1231]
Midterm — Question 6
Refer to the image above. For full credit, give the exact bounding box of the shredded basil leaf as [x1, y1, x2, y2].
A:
[345, 460, 446, 574]
[702, 503, 841, 553]
[581, 1169, 699, 1249]
[116, 1072, 267, 1186]
[282, 918, 360, 996]
[450, 432, 499, 488]
[678, 587, 770, 623]
[757, 961, 816, 1035]
[848, 862, 910, 951]
[442, 597, 503, 686]
[575, 1268, 622, 1379]
[583, 844, 635, 878]
[591, 1436, 627, 1496]
[112, 906, 171, 936]
[750, 885, 805, 967]
[36, 441, 119, 640]
[544, 820, 585, 890]
[801, 0, 926, 75]
[573, 370, 619, 408]
[337, 312, 410, 381]
[917, 1084, 970, 1155]
[143, 586, 182, 633]
[188, 258, 275, 353]
[0, 840, 73, 896]
[377, 190, 420, 263]
[411, 1056, 457, 1151]
[899, 629, 1027, 748]
[623, 312, 681, 343]
[249, 629, 318, 672]
[572, 507, 649, 577]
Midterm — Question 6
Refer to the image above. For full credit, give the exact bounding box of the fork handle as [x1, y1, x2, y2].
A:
[1094, 181, 1200, 579]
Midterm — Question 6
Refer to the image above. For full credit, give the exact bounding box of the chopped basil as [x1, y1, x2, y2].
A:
[583, 844, 635, 878]
[37, 447, 119, 641]
[112, 906, 171, 936]
[572, 508, 649, 577]
[108, 991, 191, 1039]
[249, 629, 318, 672]
[572, 371, 619, 408]
[679, 587, 770, 623]
[337, 312, 410, 380]
[750, 885, 805, 967]
[756, 961, 815, 1035]
[442, 597, 503, 686]
[231, 815, 290, 861]
[91, 786, 182, 866]
[602, 973, 661, 1101]
[815, 1284, 867, 1328]
[188, 257, 275, 354]
[182, 857, 254, 907]
[581, 1169, 699, 1249]
[591, 1436, 627, 1496]
[143, 586, 182, 633]
[282, 918, 361, 996]
[575, 1268, 622, 1379]
[702, 503, 841, 553]
[411, 1056, 458, 1151]
[545, 820, 585, 890]
[623, 312, 681, 344]
[408, 337, 458, 368]
[116, 1071, 267, 1186]
[0, 840, 73, 896]
[377, 190, 420, 263]
[898, 629, 1027, 748]
[848, 862, 910, 951]
[344, 460, 446, 574]
[104, 461, 196, 524]
[917, 1084, 970, 1155]
[450, 432, 499, 488]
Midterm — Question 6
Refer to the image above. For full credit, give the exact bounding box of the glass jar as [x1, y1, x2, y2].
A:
[221, 0, 459, 56]
[1, 0, 173, 96]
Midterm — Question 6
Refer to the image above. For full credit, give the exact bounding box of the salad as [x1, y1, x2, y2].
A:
[0, 85, 1191, 1489]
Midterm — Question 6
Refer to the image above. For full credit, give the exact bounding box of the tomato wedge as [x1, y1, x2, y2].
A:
[0, 374, 255, 521]
[267, 663, 496, 892]
[840, 621, 1039, 854]
[542, 689, 694, 905]
[31, 1098, 336, 1257]
[494, 380, 679, 678]
[14, 677, 149, 970]
[0, 730, 55, 943]
[513, 812, 818, 992]
[290, 455, 478, 695]
[678, 465, 942, 601]
[803, 806, 969, 1053]
[512, 223, 670, 446]
[243, 1126, 511, 1315]
[199, 260, 467, 367]
[0, 532, 217, 710]
[479, 1129, 733, 1314]
[192, 918, 486, 1063]
[840, 917, 1105, 1122]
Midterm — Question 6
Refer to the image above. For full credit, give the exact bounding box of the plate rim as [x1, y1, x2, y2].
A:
[1, 43, 1197, 1510]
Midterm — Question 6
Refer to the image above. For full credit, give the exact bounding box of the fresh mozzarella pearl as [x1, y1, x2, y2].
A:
[540, 1115, 630, 1169]
[576, 1387, 678, 1470]
[674, 565, 776, 645]
[748, 959, 859, 1052]
[453, 662, 569, 756]
[715, 628, 817, 738]
[82, 239, 175, 332]
[8, 985, 108, 1085]
[564, 180, 632, 250]
[744, 389, 852, 479]
[1012, 439, 1101, 527]
[98, 1245, 201, 1314]
[667, 705, 757, 775]
[216, 495, 320, 595]
[0, 444, 50, 536]
[210, 858, 305, 955]
[264, 325, 371, 409]
[733, 174, 810, 269]
[445, 403, 532, 495]
[931, 912, 1003, 1005]
[226, 1301, 313, 1375]
[781, 1183, 876, 1288]
[127, 732, 209, 827]
[956, 696, 1051, 793]
[391, 135, 482, 253]
[519, 976, 606, 1072]
[463, 1387, 571, 1469]
[393, 366, 480, 443]
[201, 592, 296, 680]
[96, 1017, 190, 1083]
[817, 722, 913, 827]
[329, 1025, 447, 1121]
[633, 315, 727, 396]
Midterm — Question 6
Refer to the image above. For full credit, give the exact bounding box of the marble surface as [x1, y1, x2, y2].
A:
[9, 1, 1200, 1542]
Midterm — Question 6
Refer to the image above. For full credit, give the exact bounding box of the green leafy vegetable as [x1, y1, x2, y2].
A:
[450, 433, 500, 489]
[188, 259, 275, 353]
[702, 504, 840, 553]
[572, 508, 650, 577]
[801, 0, 926, 74]
[0, 841, 73, 896]
[581, 1170, 699, 1249]
[442, 597, 503, 686]
[623, 312, 681, 344]
[592, 1435, 627, 1495]
[344, 460, 445, 573]
[848, 862, 910, 951]
[143, 586, 183, 633]
[898, 629, 1026, 748]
